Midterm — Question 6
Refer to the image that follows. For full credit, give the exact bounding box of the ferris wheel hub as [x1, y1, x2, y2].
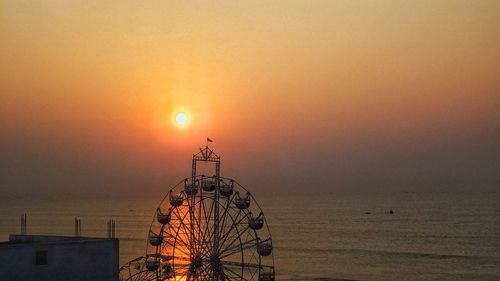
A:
[191, 254, 203, 269]
[209, 254, 221, 268]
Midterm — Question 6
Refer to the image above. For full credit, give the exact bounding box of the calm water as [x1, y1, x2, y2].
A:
[1, 191, 499, 280]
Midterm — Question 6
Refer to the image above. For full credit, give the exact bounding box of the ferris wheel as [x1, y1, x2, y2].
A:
[120, 145, 275, 281]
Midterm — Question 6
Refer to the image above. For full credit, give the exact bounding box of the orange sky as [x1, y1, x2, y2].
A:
[1, 1, 499, 195]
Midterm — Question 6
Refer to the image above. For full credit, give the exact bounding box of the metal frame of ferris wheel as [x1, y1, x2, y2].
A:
[191, 145, 222, 277]
[118, 142, 275, 281]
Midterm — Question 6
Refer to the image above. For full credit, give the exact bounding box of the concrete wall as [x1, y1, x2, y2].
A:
[0, 235, 119, 281]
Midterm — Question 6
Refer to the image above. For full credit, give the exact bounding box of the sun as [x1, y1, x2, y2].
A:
[174, 112, 189, 127]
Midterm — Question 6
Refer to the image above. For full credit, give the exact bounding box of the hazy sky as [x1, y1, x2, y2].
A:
[1, 0, 499, 196]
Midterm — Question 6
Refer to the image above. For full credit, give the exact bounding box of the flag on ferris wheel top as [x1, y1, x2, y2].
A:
[207, 138, 213, 142]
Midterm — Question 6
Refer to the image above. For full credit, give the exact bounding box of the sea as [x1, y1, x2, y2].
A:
[0, 191, 499, 281]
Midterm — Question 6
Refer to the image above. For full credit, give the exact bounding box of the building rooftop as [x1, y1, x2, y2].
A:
[1, 234, 117, 246]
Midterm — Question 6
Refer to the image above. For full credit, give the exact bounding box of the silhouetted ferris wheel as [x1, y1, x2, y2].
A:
[119, 145, 275, 281]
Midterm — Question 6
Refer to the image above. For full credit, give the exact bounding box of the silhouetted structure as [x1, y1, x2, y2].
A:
[119, 144, 275, 281]
[0, 234, 119, 281]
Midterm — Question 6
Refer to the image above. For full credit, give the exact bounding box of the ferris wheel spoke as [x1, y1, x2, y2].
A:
[196, 195, 203, 257]
[222, 267, 237, 281]
[217, 193, 237, 242]
[174, 256, 192, 262]
[206, 267, 219, 281]
[200, 263, 214, 281]
[220, 211, 246, 281]
[194, 207, 207, 256]
[223, 264, 250, 281]
[165, 242, 191, 257]
[174, 263, 191, 277]
[188, 201, 209, 258]
[194, 242, 211, 260]
[198, 196, 216, 256]
[203, 195, 217, 242]
[200, 195, 214, 243]
[171, 208, 193, 245]
[174, 207, 196, 243]
[215, 269, 228, 281]
[186, 197, 196, 252]
[247, 265, 259, 281]
[163, 232, 191, 252]
[166, 230, 192, 256]
[182, 269, 193, 281]
[221, 270, 231, 281]
[221, 260, 262, 269]
[171, 207, 200, 262]
[219, 237, 258, 260]
[218, 232, 244, 258]
[218, 224, 252, 257]
[217, 211, 249, 253]
[187, 194, 206, 255]
[204, 196, 224, 255]
[174, 263, 191, 268]
[199, 263, 213, 281]
[175, 206, 204, 253]
[216, 211, 243, 251]
[162, 235, 190, 257]
[217, 197, 240, 257]
[223, 260, 262, 281]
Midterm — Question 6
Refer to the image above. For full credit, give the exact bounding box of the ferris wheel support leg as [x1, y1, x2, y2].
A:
[214, 160, 221, 280]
